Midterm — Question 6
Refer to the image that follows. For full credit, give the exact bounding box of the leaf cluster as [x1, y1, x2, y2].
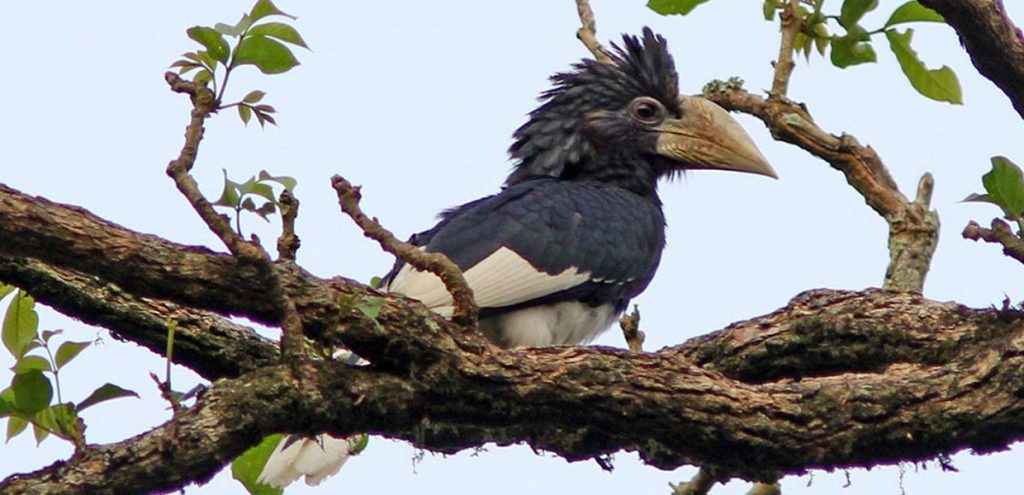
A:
[965, 157, 1024, 235]
[0, 284, 137, 449]
[212, 169, 297, 236]
[170, 0, 309, 127]
[649, 0, 962, 104]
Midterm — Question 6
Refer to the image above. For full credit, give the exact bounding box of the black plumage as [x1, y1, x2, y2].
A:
[382, 28, 774, 349]
[259, 27, 775, 487]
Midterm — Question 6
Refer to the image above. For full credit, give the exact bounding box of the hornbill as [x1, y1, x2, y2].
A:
[258, 28, 775, 487]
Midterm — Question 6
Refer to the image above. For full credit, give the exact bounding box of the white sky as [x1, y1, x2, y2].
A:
[2, 1, 1024, 494]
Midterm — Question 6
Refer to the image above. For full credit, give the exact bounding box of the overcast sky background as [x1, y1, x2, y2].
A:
[2, 1, 1024, 494]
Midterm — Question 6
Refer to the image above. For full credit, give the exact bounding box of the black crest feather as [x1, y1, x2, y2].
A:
[506, 28, 679, 185]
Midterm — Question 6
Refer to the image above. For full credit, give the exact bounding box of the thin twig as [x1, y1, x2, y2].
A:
[331, 175, 479, 327]
[771, 0, 801, 97]
[575, 0, 612, 63]
[164, 71, 307, 358]
[164, 72, 265, 262]
[277, 189, 301, 262]
[619, 305, 644, 352]
[703, 81, 939, 292]
[963, 219, 1024, 264]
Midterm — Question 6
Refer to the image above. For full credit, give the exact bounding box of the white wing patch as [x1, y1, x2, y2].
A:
[385, 246, 592, 317]
[258, 434, 358, 487]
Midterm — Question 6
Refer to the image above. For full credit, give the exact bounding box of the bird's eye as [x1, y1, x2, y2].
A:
[628, 97, 666, 125]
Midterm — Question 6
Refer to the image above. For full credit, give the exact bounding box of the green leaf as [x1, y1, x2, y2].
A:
[963, 156, 1024, 220]
[350, 433, 369, 454]
[214, 170, 243, 208]
[218, 14, 255, 37]
[647, 0, 710, 15]
[248, 22, 308, 49]
[885, 1, 944, 27]
[32, 421, 49, 444]
[258, 171, 297, 192]
[240, 197, 258, 212]
[238, 178, 276, 203]
[243, 90, 266, 103]
[54, 341, 91, 369]
[187, 26, 230, 64]
[762, 0, 779, 20]
[830, 36, 878, 68]
[232, 434, 286, 495]
[3, 290, 39, 359]
[812, 23, 830, 56]
[254, 202, 277, 221]
[193, 69, 214, 86]
[250, 0, 296, 21]
[234, 35, 300, 74]
[885, 28, 962, 104]
[239, 104, 253, 125]
[0, 388, 14, 417]
[76, 383, 139, 412]
[34, 404, 79, 441]
[0, 284, 16, 302]
[13, 355, 51, 374]
[6, 415, 28, 441]
[12, 370, 52, 415]
[40, 329, 62, 344]
[839, 0, 879, 28]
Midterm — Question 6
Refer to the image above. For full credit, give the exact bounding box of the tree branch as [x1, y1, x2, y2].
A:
[963, 219, 1024, 264]
[331, 175, 479, 327]
[4, 288, 1024, 494]
[771, 0, 800, 96]
[702, 82, 939, 292]
[0, 255, 277, 381]
[919, 0, 1024, 120]
[574, 0, 611, 62]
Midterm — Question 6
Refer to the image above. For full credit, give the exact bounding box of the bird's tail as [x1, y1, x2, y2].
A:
[257, 434, 360, 487]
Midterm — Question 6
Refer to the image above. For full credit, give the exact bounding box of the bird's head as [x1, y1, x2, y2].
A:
[506, 28, 775, 195]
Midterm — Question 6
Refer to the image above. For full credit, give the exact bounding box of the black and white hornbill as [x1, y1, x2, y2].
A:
[258, 28, 775, 487]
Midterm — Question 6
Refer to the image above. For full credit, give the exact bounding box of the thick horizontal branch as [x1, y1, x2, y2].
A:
[0, 255, 277, 380]
[4, 290, 1024, 494]
[703, 84, 939, 292]
[919, 0, 1024, 120]
[0, 182, 483, 371]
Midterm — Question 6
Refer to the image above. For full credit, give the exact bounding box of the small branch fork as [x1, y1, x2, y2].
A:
[331, 175, 479, 327]
[164, 71, 307, 357]
[963, 219, 1024, 264]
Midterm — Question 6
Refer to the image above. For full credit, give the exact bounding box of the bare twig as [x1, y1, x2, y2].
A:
[164, 72, 265, 262]
[331, 175, 478, 327]
[771, 0, 800, 97]
[619, 305, 644, 352]
[164, 72, 306, 357]
[703, 82, 939, 292]
[277, 189, 301, 262]
[963, 219, 1024, 264]
[671, 467, 718, 495]
[575, 0, 612, 63]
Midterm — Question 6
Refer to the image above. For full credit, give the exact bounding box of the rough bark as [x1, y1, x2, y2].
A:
[3, 183, 1024, 494]
[919, 0, 1024, 120]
